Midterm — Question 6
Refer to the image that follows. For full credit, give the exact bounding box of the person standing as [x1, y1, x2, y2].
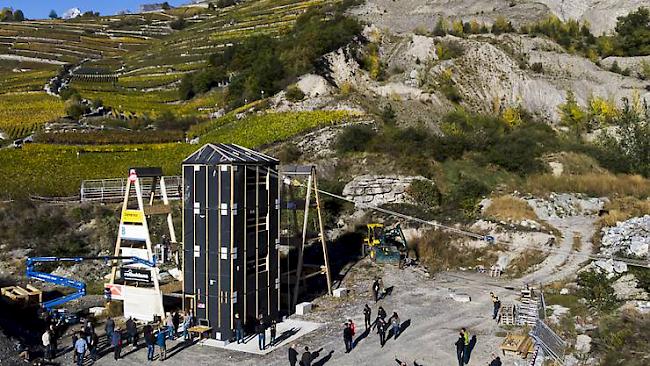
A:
[378, 306, 387, 320]
[300, 346, 312, 366]
[343, 322, 353, 353]
[165, 313, 175, 340]
[489, 354, 502, 366]
[462, 328, 471, 365]
[256, 315, 266, 350]
[390, 312, 401, 339]
[493, 297, 502, 321]
[270, 320, 277, 346]
[182, 311, 193, 342]
[144, 324, 155, 361]
[41, 329, 51, 361]
[363, 304, 372, 329]
[234, 313, 244, 344]
[126, 317, 137, 347]
[288, 344, 298, 366]
[348, 319, 356, 338]
[377, 318, 387, 347]
[49, 325, 57, 360]
[455, 332, 465, 366]
[156, 326, 167, 361]
[372, 278, 380, 303]
[74, 332, 87, 366]
[105, 317, 115, 343]
[71, 333, 78, 363]
[172, 311, 180, 337]
[112, 327, 122, 361]
[378, 278, 385, 299]
[89, 328, 99, 361]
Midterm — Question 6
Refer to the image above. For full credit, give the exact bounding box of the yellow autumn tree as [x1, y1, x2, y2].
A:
[558, 90, 587, 140]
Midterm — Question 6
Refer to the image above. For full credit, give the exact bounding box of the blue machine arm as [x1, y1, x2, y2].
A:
[26, 255, 156, 311]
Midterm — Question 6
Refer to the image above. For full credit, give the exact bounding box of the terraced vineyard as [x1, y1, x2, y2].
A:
[0, 0, 360, 197]
[0, 110, 355, 197]
[0, 92, 65, 139]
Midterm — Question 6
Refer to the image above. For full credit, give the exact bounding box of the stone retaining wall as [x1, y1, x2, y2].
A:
[342, 175, 427, 208]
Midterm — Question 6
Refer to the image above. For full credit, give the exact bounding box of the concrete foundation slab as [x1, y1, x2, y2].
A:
[199, 319, 323, 355]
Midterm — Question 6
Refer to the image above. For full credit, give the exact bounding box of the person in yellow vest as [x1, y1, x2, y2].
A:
[461, 327, 470, 364]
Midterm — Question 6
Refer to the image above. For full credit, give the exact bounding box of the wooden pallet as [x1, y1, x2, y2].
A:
[1, 285, 42, 304]
[500, 303, 516, 325]
[500, 334, 535, 358]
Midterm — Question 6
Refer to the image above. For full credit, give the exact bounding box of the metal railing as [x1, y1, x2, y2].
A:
[80, 176, 182, 202]
[530, 318, 567, 365]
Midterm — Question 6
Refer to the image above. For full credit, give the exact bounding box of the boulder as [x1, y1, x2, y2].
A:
[575, 334, 592, 354]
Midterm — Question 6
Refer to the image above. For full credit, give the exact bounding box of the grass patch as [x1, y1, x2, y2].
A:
[592, 309, 650, 366]
[484, 195, 538, 222]
[523, 173, 650, 198]
[505, 249, 547, 278]
[544, 293, 589, 317]
[413, 229, 502, 272]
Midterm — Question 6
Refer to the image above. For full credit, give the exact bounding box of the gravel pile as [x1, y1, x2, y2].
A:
[601, 215, 650, 258]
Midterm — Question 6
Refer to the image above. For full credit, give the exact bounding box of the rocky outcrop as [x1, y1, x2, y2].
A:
[526, 193, 605, 219]
[612, 274, 649, 300]
[342, 175, 427, 208]
[351, 0, 648, 35]
[600, 215, 650, 258]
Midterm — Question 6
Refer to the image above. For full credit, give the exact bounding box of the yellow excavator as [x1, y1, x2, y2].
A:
[363, 223, 409, 266]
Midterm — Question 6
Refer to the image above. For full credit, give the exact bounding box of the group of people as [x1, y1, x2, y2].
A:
[38, 309, 195, 364]
[288, 344, 319, 366]
[454, 328, 477, 366]
[233, 313, 279, 351]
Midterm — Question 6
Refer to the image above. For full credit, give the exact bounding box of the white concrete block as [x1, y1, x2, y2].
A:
[295, 302, 312, 315]
[333, 288, 348, 298]
[450, 293, 471, 302]
[89, 307, 105, 317]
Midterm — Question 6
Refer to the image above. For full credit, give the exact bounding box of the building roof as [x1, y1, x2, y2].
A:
[183, 143, 279, 165]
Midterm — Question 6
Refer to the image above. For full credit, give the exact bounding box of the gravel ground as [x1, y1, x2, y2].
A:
[55, 261, 524, 366]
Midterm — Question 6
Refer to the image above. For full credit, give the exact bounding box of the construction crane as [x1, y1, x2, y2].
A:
[26, 256, 156, 312]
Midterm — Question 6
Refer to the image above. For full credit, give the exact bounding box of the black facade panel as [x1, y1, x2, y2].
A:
[207, 165, 220, 334]
[183, 165, 195, 295]
[194, 165, 207, 321]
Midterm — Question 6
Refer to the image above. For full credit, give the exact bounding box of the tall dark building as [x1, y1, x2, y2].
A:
[182, 144, 280, 341]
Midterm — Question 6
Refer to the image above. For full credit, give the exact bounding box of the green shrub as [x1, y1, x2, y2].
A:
[335, 124, 375, 153]
[277, 143, 302, 163]
[285, 85, 305, 102]
[436, 40, 465, 60]
[577, 270, 620, 312]
[610, 60, 622, 73]
[170, 16, 187, 30]
[530, 62, 544, 73]
[380, 103, 396, 125]
[407, 179, 442, 210]
[447, 175, 491, 216]
[640, 60, 650, 80]
[592, 310, 650, 365]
